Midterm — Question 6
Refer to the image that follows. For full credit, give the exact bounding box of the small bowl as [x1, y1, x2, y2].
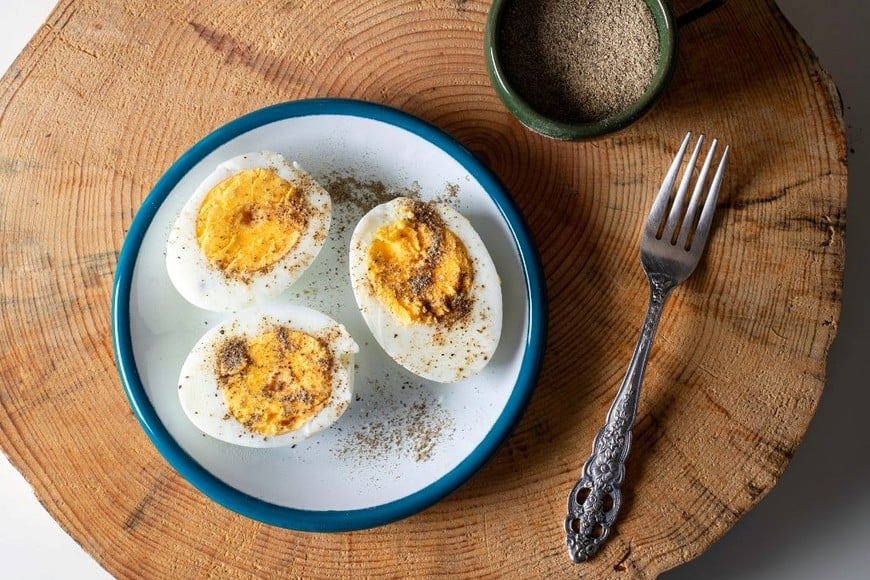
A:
[485, 0, 678, 140]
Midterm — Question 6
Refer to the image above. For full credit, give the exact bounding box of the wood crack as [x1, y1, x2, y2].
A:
[45, 24, 100, 59]
[124, 470, 175, 532]
[719, 169, 835, 210]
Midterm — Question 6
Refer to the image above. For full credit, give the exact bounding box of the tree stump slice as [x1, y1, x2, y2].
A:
[0, 0, 846, 577]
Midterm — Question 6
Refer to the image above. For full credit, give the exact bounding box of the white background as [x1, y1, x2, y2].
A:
[1, 1, 867, 578]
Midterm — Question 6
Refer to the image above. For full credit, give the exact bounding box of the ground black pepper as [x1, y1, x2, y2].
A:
[498, 0, 660, 122]
[333, 384, 455, 464]
[217, 338, 249, 376]
[367, 199, 475, 328]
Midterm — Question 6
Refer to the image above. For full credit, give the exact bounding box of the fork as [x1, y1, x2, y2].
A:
[565, 132, 730, 563]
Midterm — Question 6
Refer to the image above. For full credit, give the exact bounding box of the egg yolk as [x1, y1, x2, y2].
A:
[366, 201, 474, 326]
[215, 327, 333, 437]
[196, 168, 306, 282]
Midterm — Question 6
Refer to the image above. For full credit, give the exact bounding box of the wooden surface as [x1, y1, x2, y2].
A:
[0, 0, 846, 577]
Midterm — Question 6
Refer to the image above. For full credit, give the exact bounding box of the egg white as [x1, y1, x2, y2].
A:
[166, 151, 331, 312]
[349, 197, 502, 383]
[177, 304, 358, 448]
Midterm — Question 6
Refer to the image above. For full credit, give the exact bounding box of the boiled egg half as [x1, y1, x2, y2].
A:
[166, 151, 331, 312]
[349, 197, 502, 383]
[178, 304, 358, 447]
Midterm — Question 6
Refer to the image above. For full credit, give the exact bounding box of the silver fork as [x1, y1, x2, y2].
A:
[565, 132, 730, 563]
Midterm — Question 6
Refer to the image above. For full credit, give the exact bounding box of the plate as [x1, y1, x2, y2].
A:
[111, 98, 547, 531]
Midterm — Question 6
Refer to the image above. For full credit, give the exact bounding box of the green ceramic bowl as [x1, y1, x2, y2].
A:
[484, 0, 678, 141]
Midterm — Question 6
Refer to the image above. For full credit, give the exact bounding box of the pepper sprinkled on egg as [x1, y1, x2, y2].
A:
[166, 151, 331, 312]
[195, 167, 310, 282]
[178, 304, 358, 448]
[366, 200, 474, 327]
[349, 197, 502, 383]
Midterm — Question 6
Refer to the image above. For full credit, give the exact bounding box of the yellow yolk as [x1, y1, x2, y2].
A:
[195, 168, 306, 281]
[215, 327, 333, 437]
[366, 201, 474, 326]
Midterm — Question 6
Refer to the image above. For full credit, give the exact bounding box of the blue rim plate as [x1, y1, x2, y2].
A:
[111, 98, 547, 532]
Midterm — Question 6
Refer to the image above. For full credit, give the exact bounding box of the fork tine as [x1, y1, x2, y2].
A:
[662, 134, 704, 242]
[686, 144, 729, 252]
[646, 132, 691, 237]
[676, 138, 718, 249]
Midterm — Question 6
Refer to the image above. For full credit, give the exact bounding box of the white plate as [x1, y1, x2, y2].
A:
[112, 99, 546, 531]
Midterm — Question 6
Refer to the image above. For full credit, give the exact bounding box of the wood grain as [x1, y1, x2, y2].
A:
[0, 0, 845, 577]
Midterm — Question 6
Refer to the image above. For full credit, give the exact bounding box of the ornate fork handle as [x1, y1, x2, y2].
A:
[565, 274, 676, 563]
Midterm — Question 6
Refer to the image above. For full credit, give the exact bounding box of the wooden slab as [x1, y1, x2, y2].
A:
[0, 0, 845, 577]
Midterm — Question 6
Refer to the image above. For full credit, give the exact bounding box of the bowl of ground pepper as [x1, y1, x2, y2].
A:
[485, 0, 677, 140]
